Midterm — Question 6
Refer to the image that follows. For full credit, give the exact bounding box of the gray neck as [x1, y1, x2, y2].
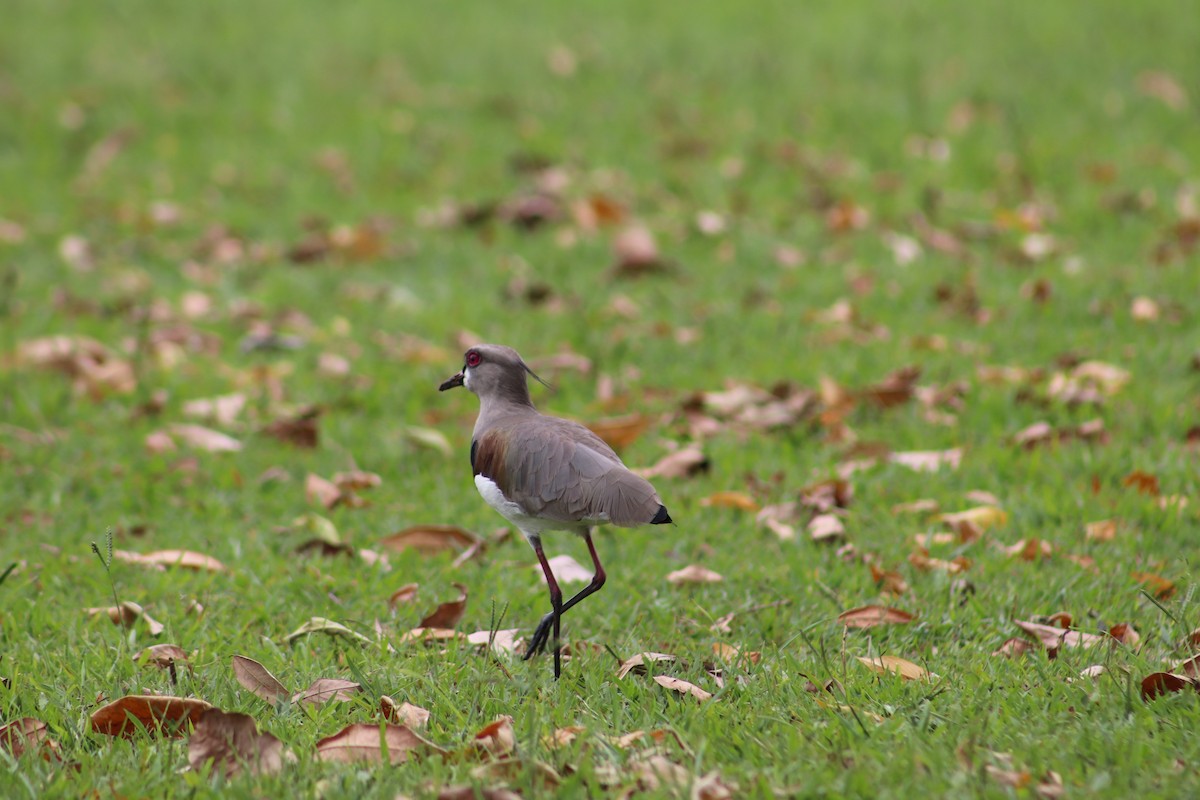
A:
[474, 387, 537, 436]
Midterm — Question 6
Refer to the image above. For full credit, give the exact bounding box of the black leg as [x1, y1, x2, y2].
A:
[525, 529, 607, 663]
[531, 537, 564, 679]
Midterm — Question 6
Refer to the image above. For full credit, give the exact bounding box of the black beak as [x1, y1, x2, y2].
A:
[438, 371, 465, 391]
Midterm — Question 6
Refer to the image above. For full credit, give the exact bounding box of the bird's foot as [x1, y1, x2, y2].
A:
[523, 611, 557, 660]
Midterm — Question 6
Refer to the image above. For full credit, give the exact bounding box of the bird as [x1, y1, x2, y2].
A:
[439, 344, 672, 679]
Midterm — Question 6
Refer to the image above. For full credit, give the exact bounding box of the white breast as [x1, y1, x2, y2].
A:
[475, 474, 568, 540]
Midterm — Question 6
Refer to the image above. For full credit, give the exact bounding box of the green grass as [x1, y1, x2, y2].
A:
[2, 0, 1200, 796]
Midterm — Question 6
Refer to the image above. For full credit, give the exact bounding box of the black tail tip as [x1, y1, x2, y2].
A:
[651, 504, 672, 525]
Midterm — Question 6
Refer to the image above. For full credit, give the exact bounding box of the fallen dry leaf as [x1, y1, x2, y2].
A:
[616, 652, 677, 679]
[1108, 623, 1140, 649]
[1122, 470, 1160, 496]
[114, 548, 226, 572]
[1133, 571, 1175, 599]
[466, 629, 521, 655]
[938, 506, 1008, 537]
[262, 406, 322, 448]
[85, 601, 165, 636]
[891, 498, 940, 515]
[168, 424, 242, 453]
[90, 694, 213, 737]
[134, 644, 190, 670]
[16, 334, 136, 398]
[1015, 620, 1104, 656]
[666, 564, 724, 585]
[857, 655, 934, 681]
[182, 393, 247, 426]
[636, 446, 710, 479]
[700, 491, 760, 512]
[380, 696, 431, 728]
[418, 583, 469, 629]
[1005, 538, 1053, 561]
[543, 726, 586, 750]
[869, 563, 910, 595]
[472, 715, 516, 758]
[306, 472, 349, 509]
[587, 414, 652, 451]
[1085, 519, 1118, 541]
[908, 548, 971, 574]
[653, 675, 713, 702]
[1141, 672, 1198, 701]
[188, 708, 287, 778]
[389, 583, 420, 608]
[890, 448, 962, 472]
[993, 638, 1035, 659]
[332, 470, 382, 491]
[0, 717, 60, 761]
[403, 425, 453, 455]
[379, 525, 480, 555]
[315, 722, 447, 765]
[837, 605, 916, 629]
[541, 554, 593, 584]
[808, 513, 845, 543]
[396, 627, 471, 647]
[232, 655, 289, 704]
[284, 617, 372, 645]
[292, 679, 360, 706]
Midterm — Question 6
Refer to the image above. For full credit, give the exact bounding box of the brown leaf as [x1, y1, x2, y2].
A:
[16, 334, 136, 398]
[85, 601, 165, 636]
[808, 514, 845, 543]
[653, 675, 713, 702]
[636, 446, 710, 479]
[586, 414, 652, 451]
[292, 678, 360, 706]
[315, 722, 447, 765]
[544, 726, 586, 749]
[380, 696, 430, 728]
[472, 715, 516, 758]
[134, 644, 189, 669]
[389, 583, 420, 608]
[90, 694, 213, 737]
[1108, 623, 1140, 648]
[837, 605, 915, 629]
[1005, 538, 1053, 561]
[1085, 519, 1118, 541]
[182, 393, 247, 426]
[1133, 571, 1175, 599]
[856, 655, 933, 681]
[616, 652, 677, 679]
[908, 549, 971, 574]
[1141, 672, 1199, 701]
[262, 406, 322, 448]
[860, 365, 920, 408]
[188, 708, 287, 778]
[379, 525, 480, 555]
[396, 627, 471, 647]
[869, 564, 910, 595]
[890, 449, 962, 472]
[993, 638, 1035, 659]
[231, 655, 290, 704]
[540, 554, 593, 584]
[466, 629, 521, 655]
[115, 548, 226, 572]
[418, 583, 468, 629]
[435, 787, 523, 800]
[611, 224, 671, 277]
[938, 506, 1008, 537]
[306, 472, 346, 509]
[1122, 470, 1160, 496]
[1015, 620, 1104, 656]
[666, 564, 724, 585]
[168, 424, 242, 453]
[0, 717, 60, 761]
[799, 478, 853, 512]
[332, 470, 382, 491]
[699, 491, 760, 512]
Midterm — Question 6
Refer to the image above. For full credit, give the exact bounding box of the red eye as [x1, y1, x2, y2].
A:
[465, 351, 481, 367]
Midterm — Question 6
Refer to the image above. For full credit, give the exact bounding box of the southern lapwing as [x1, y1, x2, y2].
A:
[439, 344, 672, 678]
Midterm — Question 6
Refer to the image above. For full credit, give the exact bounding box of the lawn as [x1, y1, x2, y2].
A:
[2, 0, 1199, 796]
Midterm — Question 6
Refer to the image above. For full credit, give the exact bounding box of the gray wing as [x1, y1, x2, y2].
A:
[504, 417, 663, 527]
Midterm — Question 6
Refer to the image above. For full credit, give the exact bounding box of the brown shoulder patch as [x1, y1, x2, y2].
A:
[472, 429, 509, 492]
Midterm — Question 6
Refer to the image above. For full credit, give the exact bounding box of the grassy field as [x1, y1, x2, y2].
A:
[3, 0, 1200, 796]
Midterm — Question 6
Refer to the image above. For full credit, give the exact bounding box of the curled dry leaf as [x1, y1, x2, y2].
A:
[891, 498, 940, 515]
[261, 405, 321, 448]
[544, 726, 586, 749]
[232, 655, 289, 704]
[890, 449, 962, 472]
[332, 470, 382, 491]
[857, 655, 934, 681]
[16, 334, 136, 398]
[472, 715, 516, 758]
[1015, 620, 1104, 656]
[870, 563, 910, 595]
[134, 644, 189, 670]
[418, 583, 468, 629]
[993, 638, 1035, 659]
[711, 642, 761, 665]
[1133, 571, 1175, 599]
[541, 554, 592, 584]
[305, 472, 350, 510]
[293, 678, 360, 706]
[700, 491, 760, 512]
[1141, 672, 1199, 701]
[389, 583, 420, 608]
[284, 617, 372, 645]
[908, 548, 971, 574]
[396, 627, 471, 647]
[586, 414, 652, 451]
[1005, 538, 1053, 561]
[168, 424, 242, 453]
[1080, 665, 1107, 679]
[315, 722, 447, 765]
[616, 652, 677, 679]
[403, 425, 453, 455]
[757, 503, 798, 541]
[466, 629, 521, 655]
[808, 514, 845, 543]
[114, 548, 226, 572]
[182, 393, 246, 426]
[666, 564, 724, 585]
[837, 605, 915, 629]
[470, 757, 562, 791]
[653, 675, 713, 702]
[0, 717, 61, 761]
[1108, 623, 1140, 648]
[379, 525, 479, 555]
[380, 696, 430, 728]
[938, 506, 1008, 538]
[85, 601, 165, 636]
[90, 694, 213, 737]
[1085, 519, 1118, 541]
[636, 446, 709, 479]
[188, 708, 287, 778]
